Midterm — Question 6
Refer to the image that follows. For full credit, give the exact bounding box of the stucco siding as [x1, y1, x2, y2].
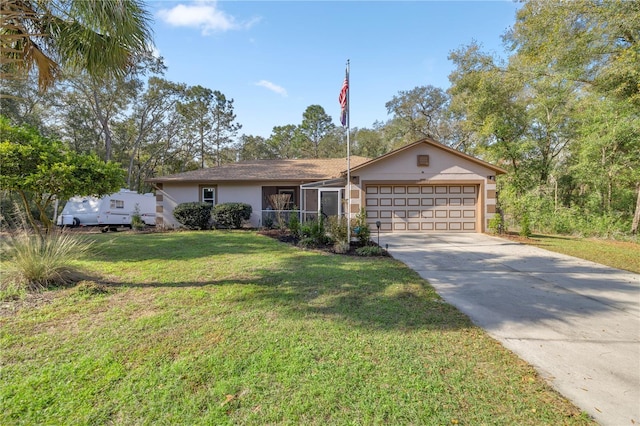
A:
[354, 143, 494, 182]
[157, 183, 199, 229]
[217, 184, 262, 227]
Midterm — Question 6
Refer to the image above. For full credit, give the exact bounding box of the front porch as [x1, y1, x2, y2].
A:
[260, 180, 347, 227]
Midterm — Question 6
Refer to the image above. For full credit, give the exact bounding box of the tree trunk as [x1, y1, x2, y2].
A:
[632, 183, 640, 235]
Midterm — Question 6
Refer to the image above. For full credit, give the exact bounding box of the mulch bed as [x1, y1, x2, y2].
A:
[257, 229, 389, 257]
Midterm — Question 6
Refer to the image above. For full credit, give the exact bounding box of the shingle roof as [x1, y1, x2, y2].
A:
[147, 156, 371, 183]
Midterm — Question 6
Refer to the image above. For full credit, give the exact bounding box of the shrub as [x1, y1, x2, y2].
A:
[263, 216, 274, 229]
[1, 230, 93, 291]
[354, 208, 371, 246]
[131, 203, 145, 231]
[212, 203, 252, 229]
[288, 211, 300, 238]
[326, 216, 348, 243]
[355, 245, 385, 256]
[300, 217, 329, 245]
[333, 240, 350, 254]
[173, 202, 212, 230]
[488, 213, 504, 234]
[519, 213, 532, 238]
[298, 237, 318, 249]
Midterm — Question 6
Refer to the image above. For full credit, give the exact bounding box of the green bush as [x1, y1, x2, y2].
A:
[326, 216, 348, 243]
[212, 203, 252, 229]
[1, 230, 93, 291]
[355, 245, 385, 256]
[488, 213, 504, 234]
[354, 208, 371, 245]
[173, 202, 212, 230]
[519, 213, 532, 238]
[298, 237, 318, 249]
[288, 211, 300, 237]
[131, 204, 145, 231]
[300, 217, 329, 245]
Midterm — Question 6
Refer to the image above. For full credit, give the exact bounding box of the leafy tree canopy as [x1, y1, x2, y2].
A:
[0, 116, 124, 233]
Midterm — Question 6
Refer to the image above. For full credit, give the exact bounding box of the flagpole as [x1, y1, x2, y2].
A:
[345, 59, 351, 245]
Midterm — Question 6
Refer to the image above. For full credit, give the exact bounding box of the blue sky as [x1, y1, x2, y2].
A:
[149, 1, 519, 138]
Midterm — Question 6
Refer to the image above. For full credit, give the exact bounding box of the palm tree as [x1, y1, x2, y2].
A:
[1, 0, 152, 90]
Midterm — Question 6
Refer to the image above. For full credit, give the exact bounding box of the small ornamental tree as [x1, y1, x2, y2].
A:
[0, 116, 124, 235]
[173, 202, 212, 230]
[212, 203, 252, 229]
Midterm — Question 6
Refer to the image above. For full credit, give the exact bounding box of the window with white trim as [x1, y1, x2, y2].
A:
[202, 187, 216, 205]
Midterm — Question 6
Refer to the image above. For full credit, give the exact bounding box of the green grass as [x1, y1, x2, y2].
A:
[1, 231, 592, 425]
[507, 233, 640, 274]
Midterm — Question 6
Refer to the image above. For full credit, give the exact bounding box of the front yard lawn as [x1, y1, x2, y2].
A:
[1, 231, 592, 424]
[500, 233, 640, 274]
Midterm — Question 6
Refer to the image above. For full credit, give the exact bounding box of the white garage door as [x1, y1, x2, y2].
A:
[365, 184, 478, 233]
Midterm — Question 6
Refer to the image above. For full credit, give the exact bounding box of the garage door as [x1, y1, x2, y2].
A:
[365, 184, 478, 232]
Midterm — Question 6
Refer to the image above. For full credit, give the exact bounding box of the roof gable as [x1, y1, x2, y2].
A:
[350, 138, 507, 175]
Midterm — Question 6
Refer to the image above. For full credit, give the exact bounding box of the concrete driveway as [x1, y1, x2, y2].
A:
[380, 233, 640, 426]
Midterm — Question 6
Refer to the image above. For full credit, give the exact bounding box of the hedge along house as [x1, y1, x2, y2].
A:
[147, 138, 506, 233]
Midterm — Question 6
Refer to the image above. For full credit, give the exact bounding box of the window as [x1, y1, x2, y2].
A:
[110, 199, 124, 209]
[202, 187, 216, 205]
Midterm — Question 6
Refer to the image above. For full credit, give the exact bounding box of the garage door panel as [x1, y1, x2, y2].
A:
[365, 184, 478, 233]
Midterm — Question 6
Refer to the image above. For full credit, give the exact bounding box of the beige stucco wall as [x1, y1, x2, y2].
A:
[218, 184, 262, 226]
[354, 143, 494, 182]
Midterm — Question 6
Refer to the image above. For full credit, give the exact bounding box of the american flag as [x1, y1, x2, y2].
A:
[338, 71, 348, 127]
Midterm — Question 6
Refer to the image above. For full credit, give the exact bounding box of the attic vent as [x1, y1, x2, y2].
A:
[417, 155, 430, 167]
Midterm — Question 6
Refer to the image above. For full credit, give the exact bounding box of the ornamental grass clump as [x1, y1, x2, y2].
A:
[1, 230, 93, 291]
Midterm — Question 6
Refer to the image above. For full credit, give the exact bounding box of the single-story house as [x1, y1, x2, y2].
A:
[147, 138, 506, 233]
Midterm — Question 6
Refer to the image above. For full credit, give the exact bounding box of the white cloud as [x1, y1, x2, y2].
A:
[255, 80, 288, 97]
[148, 43, 161, 59]
[157, 1, 258, 35]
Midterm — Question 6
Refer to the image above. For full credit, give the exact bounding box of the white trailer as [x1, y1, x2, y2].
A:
[56, 189, 156, 231]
